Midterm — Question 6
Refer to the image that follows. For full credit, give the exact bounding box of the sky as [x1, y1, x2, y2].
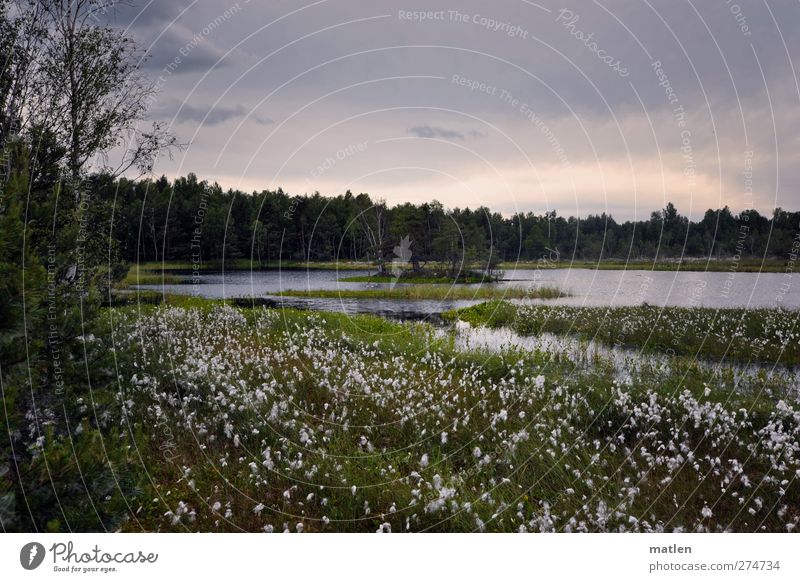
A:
[109, 0, 800, 220]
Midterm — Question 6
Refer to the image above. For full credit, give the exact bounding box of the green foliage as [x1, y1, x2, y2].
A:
[0, 143, 143, 531]
[101, 173, 800, 269]
[111, 305, 800, 532]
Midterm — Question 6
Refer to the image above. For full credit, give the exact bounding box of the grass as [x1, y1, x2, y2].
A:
[445, 300, 800, 365]
[118, 256, 790, 291]
[116, 260, 373, 288]
[103, 289, 164, 306]
[117, 264, 187, 286]
[106, 301, 800, 532]
[498, 258, 788, 273]
[276, 285, 565, 301]
[339, 272, 489, 284]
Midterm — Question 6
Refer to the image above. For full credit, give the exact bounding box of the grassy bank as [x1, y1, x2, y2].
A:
[446, 301, 800, 365]
[276, 285, 564, 301]
[498, 258, 788, 272]
[119, 256, 791, 291]
[117, 260, 372, 288]
[105, 302, 800, 532]
[117, 264, 188, 286]
[339, 272, 489, 284]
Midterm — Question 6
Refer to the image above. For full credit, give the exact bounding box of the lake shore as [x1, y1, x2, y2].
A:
[119, 256, 793, 289]
[275, 285, 564, 301]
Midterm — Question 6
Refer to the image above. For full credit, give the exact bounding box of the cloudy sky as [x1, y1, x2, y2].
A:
[111, 0, 800, 219]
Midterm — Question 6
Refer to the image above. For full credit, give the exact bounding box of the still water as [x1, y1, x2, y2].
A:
[446, 320, 800, 391]
[139, 268, 800, 317]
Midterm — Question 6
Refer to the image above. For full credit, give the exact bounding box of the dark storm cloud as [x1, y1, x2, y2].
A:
[139, 22, 233, 73]
[106, 0, 800, 216]
[113, 0, 241, 74]
[109, 0, 186, 28]
[407, 125, 465, 140]
[406, 125, 487, 140]
[155, 102, 273, 126]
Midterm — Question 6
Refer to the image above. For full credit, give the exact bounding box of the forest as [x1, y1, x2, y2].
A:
[87, 172, 800, 270]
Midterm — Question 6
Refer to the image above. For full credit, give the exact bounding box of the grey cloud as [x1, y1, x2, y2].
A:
[109, 1, 186, 28]
[109, 0, 800, 215]
[140, 24, 231, 73]
[407, 125, 465, 140]
[407, 125, 485, 140]
[156, 102, 273, 126]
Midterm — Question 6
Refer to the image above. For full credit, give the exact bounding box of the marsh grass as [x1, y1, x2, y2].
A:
[446, 301, 800, 365]
[276, 285, 565, 301]
[108, 302, 800, 532]
[117, 263, 187, 287]
[340, 271, 488, 284]
[498, 258, 788, 273]
[118, 258, 788, 293]
[117, 260, 376, 289]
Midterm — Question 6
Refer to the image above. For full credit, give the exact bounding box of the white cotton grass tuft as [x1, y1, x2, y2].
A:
[119, 304, 800, 533]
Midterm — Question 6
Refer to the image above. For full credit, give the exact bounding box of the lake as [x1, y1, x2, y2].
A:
[138, 267, 800, 317]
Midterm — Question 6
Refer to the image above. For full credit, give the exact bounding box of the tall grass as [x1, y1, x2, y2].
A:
[447, 301, 800, 365]
[107, 303, 800, 532]
[277, 285, 565, 301]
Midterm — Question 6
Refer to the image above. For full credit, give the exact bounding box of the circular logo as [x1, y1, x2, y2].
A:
[20, 542, 46, 570]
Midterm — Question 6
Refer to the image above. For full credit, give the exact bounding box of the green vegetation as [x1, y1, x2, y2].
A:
[340, 269, 489, 284]
[118, 264, 187, 286]
[446, 301, 800, 365]
[498, 258, 789, 273]
[1, 0, 179, 532]
[106, 175, 800, 267]
[109, 303, 800, 532]
[118, 257, 791, 293]
[277, 285, 564, 301]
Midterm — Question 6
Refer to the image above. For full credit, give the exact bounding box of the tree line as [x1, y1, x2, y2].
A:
[108, 173, 800, 271]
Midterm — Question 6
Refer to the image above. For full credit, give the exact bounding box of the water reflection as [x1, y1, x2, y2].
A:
[447, 320, 800, 392]
[136, 267, 800, 389]
[141, 268, 800, 310]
